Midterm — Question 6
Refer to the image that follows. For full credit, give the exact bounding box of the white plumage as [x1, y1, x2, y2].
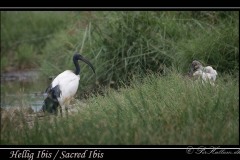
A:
[42, 53, 95, 116]
[190, 60, 218, 86]
[51, 70, 80, 111]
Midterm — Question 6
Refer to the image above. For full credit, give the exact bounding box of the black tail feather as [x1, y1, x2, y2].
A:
[42, 97, 59, 114]
[42, 85, 61, 115]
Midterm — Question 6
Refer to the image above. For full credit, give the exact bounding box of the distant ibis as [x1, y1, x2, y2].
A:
[189, 60, 217, 86]
[42, 53, 95, 116]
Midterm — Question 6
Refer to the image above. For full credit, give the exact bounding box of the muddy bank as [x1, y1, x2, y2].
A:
[1, 100, 87, 129]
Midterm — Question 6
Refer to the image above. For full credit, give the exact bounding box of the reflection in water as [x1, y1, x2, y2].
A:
[1, 70, 49, 112]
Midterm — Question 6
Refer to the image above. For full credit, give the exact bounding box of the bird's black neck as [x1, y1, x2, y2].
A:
[73, 59, 80, 75]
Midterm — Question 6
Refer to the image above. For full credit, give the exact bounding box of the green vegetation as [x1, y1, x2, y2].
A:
[1, 11, 239, 145]
[1, 11, 239, 91]
[1, 72, 238, 144]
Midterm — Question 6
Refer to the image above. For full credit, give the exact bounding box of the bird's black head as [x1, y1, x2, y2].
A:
[73, 53, 95, 75]
[73, 53, 82, 61]
[188, 60, 202, 76]
[191, 60, 202, 69]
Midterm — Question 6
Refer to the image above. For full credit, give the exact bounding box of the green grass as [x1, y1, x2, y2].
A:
[1, 72, 238, 145]
[1, 11, 238, 92]
[1, 11, 76, 71]
[1, 11, 239, 145]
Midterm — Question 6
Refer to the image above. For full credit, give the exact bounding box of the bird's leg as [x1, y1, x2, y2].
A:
[59, 104, 68, 118]
[65, 106, 69, 118]
[65, 100, 71, 118]
[59, 105, 63, 117]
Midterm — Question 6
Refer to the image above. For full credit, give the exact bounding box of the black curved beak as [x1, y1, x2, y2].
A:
[79, 56, 95, 74]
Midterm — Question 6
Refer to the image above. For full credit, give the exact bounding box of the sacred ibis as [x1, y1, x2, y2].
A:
[189, 60, 217, 86]
[42, 53, 95, 116]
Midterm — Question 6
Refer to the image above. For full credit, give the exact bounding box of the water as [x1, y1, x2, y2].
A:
[1, 70, 49, 112]
[1, 93, 44, 112]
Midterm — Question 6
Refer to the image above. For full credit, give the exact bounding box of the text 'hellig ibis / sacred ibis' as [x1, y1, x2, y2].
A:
[189, 60, 217, 86]
[42, 53, 95, 116]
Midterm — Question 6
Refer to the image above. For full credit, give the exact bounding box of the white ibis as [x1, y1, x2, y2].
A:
[42, 53, 95, 116]
[189, 60, 217, 86]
